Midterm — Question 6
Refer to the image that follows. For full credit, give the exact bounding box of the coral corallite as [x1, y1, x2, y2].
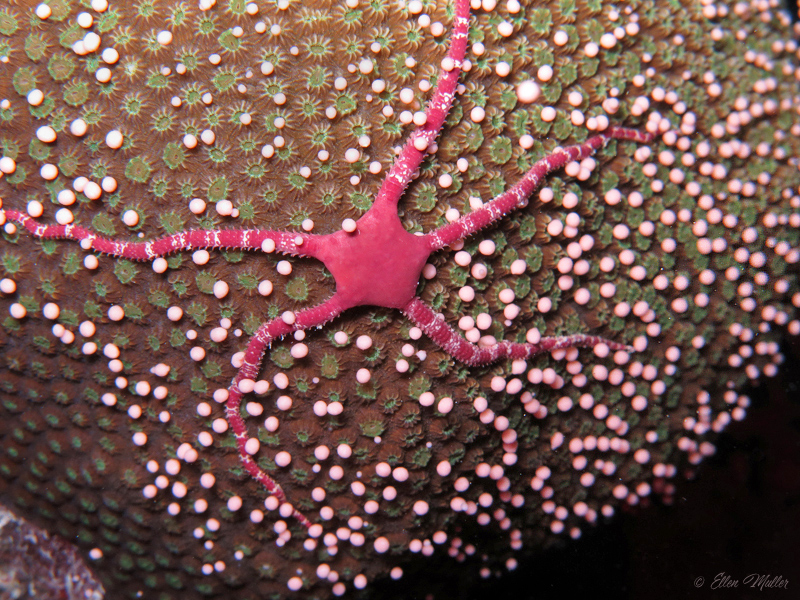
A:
[1, 0, 800, 598]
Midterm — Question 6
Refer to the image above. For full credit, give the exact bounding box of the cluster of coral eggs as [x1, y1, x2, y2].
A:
[1, 0, 800, 598]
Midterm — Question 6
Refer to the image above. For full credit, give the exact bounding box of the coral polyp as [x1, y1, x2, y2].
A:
[1, 0, 800, 598]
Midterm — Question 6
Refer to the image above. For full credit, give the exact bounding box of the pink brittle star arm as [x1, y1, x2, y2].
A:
[404, 296, 631, 367]
[370, 0, 471, 213]
[424, 126, 656, 251]
[1, 210, 324, 260]
[225, 296, 346, 529]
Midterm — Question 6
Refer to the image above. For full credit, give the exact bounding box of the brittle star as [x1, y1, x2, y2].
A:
[0, 0, 654, 528]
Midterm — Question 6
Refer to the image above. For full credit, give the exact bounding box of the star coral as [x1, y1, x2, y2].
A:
[1, 0, 800, 598]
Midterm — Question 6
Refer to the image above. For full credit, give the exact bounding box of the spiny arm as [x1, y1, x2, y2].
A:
[224, 295, 346, 529]
[371, 0, 471, 211]
[2, 210, 323, 260]
[425, 127, 656, 251]
[403, 296, 632, 367]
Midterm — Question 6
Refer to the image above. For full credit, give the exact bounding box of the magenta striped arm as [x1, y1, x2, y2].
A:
[425, 126, 657, 251]
[224, 296, 346, 529]
[403, 297, 633, 367]
[371, 0, 471, 212]
[2, 210, 320, 260]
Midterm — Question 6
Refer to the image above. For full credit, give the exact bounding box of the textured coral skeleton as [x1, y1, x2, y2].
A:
[2, 0, 800, 598]
[0, 503, 105, 600]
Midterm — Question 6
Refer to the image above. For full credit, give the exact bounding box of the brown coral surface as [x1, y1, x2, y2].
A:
[1, 0, 800, 598]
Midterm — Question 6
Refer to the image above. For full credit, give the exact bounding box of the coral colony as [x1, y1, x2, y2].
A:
[0, 0, 799, 598]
